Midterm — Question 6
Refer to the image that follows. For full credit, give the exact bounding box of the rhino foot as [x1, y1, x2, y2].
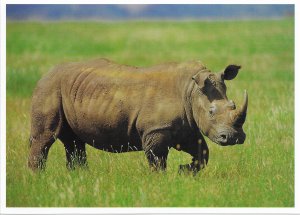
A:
[178, 164, 198, 176]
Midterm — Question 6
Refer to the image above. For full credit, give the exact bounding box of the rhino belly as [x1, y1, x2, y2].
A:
[63, 101, 143, 153]
[81, 127, 142, 153]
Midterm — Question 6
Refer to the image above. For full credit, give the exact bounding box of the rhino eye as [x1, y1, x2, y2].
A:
[209, 106, 216, 116]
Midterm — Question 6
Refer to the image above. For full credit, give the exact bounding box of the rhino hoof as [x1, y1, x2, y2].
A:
[178, 164, 199, 176]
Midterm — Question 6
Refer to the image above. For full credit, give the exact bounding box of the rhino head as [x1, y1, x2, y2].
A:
[191, 65, 247, 146]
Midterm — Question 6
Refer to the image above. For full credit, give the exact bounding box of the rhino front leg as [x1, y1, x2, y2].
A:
[179, 138, 209, 175]
[142, 131, 171, 171]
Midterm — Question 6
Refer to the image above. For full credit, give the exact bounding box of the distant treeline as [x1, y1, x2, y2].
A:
[6, 4, 294, 20]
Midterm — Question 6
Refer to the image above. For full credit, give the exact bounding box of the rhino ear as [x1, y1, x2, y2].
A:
[222, 65, 241, 80]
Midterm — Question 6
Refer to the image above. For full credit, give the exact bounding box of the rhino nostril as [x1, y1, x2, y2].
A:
[221, 134, 227, 140]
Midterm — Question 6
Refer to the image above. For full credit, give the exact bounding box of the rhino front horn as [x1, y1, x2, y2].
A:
[234, 90, 248, 126]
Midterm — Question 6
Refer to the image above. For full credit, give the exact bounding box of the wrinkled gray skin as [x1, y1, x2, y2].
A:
[28, 58, 248, 173]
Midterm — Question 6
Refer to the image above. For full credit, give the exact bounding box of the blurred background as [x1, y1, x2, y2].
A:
[7, 4, 294, 20]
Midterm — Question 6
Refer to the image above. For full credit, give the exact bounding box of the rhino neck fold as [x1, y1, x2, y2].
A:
[181, 77, 199, 130]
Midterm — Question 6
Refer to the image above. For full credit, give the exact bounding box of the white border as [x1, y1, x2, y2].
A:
[1, 0, 298, 214]
[294, 1, 299, 212]
[0, 0, 7, 214]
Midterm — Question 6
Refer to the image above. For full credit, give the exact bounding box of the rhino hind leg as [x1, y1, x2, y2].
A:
[29, 81, 66, 171]
[28, 135, 55, 171]
[29, 109, 63, 171]
[142, 131, 171, 171]
[58, 123, 87, 170]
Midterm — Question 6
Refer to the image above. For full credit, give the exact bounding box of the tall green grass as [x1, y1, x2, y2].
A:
[6, 19, 294, 207]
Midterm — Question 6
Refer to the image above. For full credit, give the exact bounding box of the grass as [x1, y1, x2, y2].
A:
[6, 19, 294, 207]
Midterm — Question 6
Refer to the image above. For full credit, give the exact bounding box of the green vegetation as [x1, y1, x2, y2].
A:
[6, 19, 294, 207]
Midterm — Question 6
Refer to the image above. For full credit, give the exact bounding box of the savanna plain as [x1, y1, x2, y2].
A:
[6, 19, 294, 207]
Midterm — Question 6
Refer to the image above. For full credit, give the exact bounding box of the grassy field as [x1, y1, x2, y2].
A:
[6, 19, 294, 207]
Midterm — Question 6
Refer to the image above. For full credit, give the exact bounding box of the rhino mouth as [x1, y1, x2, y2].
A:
[214, 131, 246, 146]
